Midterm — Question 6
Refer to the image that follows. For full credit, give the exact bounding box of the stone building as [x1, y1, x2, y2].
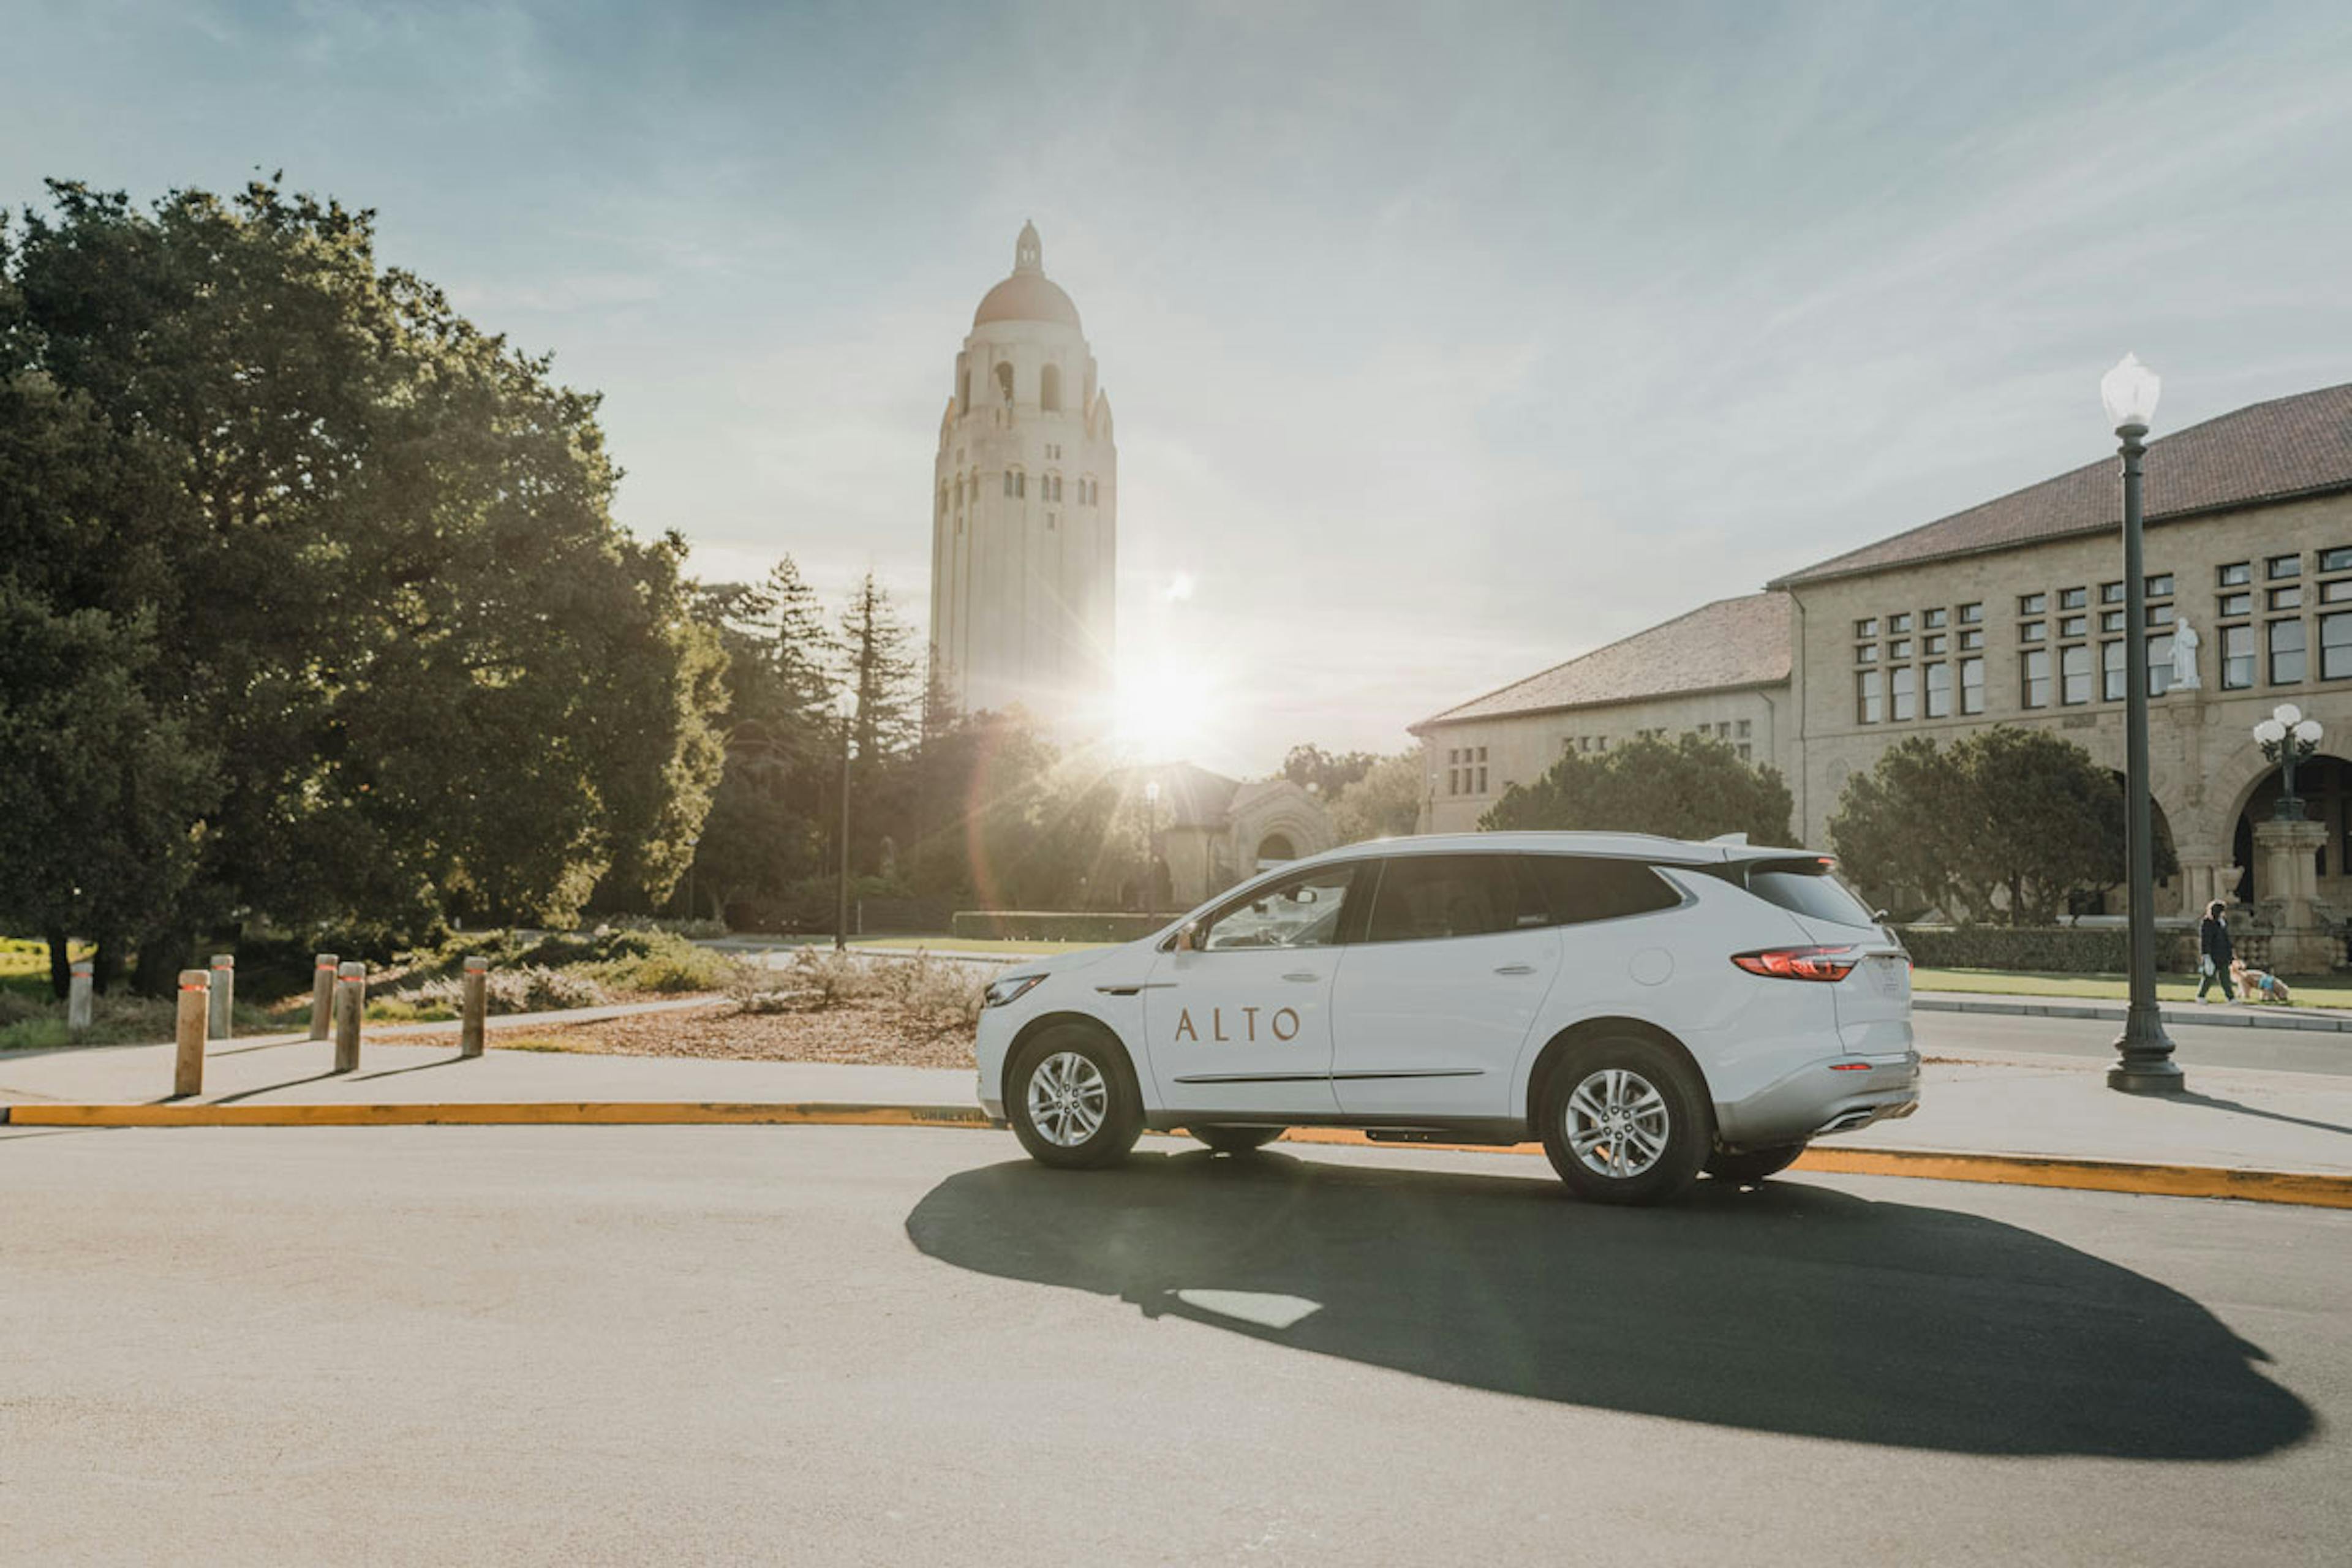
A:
[1409, 593, 1793, 833]
[1414, 380, 2352, 940]
[929, 222, 1117, 730]
[1122, 763, 1336, 911]
[1768, 381, 2352, 931]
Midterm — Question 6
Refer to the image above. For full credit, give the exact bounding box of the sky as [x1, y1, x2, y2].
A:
[9, 0, 2352, 775]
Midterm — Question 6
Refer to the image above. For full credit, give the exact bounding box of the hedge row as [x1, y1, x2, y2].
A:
[1894, 924, 2198, 974]
[951, 911, 1168, 943]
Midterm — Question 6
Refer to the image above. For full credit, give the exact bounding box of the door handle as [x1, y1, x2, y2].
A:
[1494, 963, 1536, 976]
[1283, 971, 1321, 983]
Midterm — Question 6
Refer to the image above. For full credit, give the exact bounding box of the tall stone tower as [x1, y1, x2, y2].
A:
[929, 221, 1117, 731]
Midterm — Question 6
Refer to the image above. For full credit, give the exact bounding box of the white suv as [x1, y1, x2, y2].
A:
[974, 832, 1917, 1204]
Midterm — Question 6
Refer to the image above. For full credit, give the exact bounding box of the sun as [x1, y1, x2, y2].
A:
[1113, 657, 1214, 763]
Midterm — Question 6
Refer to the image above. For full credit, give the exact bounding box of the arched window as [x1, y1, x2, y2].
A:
[1040, 364, 1061, 412]
[1044, 473, 1062, 502]
[993, 362, 1015, 402]
[958, 368, 970, 412]
[1004, 469, 1025, 499]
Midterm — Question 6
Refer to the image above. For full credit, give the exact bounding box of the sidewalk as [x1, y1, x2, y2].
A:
[6, 1028, 2349, 1186]
[1919, 990, 2352, 1035]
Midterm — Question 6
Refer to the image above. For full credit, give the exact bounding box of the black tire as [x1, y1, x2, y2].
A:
[1538, 1034, 1711, 1205]
[1190, 1125, 1284, 1155]
[1705, 1142, 1807, 1186]
[1006, 1022, 1144, 1170]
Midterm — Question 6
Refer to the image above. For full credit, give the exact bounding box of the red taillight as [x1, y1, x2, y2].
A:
[1828, 1061, 1872, 1072]
[1732, 944, 1861, 982]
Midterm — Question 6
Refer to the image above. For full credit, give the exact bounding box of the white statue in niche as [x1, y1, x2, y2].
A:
[2171, 616, 2202, 690]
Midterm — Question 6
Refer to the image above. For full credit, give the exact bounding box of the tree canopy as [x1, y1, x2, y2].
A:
[1481, 733, 1793, 845]
[1828, 725, 2174, 925]
[1, 179, 725, 987]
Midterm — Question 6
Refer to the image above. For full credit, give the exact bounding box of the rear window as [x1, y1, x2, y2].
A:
[1521, 856, 1682, 926]
[1744, 858, 1879, 929]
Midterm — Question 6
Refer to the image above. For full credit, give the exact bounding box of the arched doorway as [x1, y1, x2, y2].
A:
[2231, 753, 2352, 905]
[1255, 832, 1297, 871]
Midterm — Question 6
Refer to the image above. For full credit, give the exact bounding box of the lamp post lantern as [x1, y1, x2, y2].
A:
[2100, 353, 2184, 1095]
[2255, 705, 2323, 820]
[834, 690, 856, 952]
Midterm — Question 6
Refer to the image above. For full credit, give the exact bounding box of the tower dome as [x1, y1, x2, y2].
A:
[973, 220, 1082, 330]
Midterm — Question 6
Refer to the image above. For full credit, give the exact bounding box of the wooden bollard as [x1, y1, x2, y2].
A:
[459, 956, 488, 1058]
[332, 960, 365, 1073]
[308, 952, 339, 1041]
[67, 959, 93, 1032]
[208, 952, 235, 1041]
[175, 968, 209, 1097]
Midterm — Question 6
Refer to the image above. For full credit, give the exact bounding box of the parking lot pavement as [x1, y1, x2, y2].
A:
[5, 1124, 2346, 1566]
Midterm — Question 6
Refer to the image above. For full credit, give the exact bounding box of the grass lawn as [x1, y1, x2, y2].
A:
[756, 934, 1115, 957]
[1912, 966, 2352, 1010]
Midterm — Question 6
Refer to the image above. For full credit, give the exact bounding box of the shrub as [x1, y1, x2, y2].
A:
[1896, 924, 2197, 974]
[387, 965, 611, 1017]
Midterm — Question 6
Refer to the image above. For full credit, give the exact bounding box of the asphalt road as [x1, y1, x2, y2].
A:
[5, 1124, 2346, 1567]
[1918, 1005, 2352, 1076]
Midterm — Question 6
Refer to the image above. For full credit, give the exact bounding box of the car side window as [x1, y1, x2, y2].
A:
[1361, 855, 1529, 943]
[1520, 856, 1682, 926]
[1199, 865, 1358, 951]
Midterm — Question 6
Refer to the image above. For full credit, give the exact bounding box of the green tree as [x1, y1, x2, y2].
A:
[1331, 750, 1423, 843]
[1828, 726, 2176, 925]
[1276, 742, 1380, 801]
[1482, 733, 1793, 844]
[6, 179, 726, 982]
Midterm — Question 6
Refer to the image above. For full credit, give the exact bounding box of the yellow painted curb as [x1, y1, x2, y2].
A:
[7, 1101, 2346, 1210]
[4, 1101, 996, 1130]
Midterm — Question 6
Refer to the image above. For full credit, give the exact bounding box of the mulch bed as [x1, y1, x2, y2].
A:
[488, 997, 978, 1071]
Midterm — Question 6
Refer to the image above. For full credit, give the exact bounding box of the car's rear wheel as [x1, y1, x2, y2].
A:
[1007, 1023, 1143, 1170]
[1190, 1124, 1284, 1155]
[1539, 1035, 1709, 1205]
[1705, 1142, 1808, 1186]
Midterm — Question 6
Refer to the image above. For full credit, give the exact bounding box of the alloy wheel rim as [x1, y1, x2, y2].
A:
[1566, 1066, 1670, 1179]
[1027, 1050, 1109, 1147]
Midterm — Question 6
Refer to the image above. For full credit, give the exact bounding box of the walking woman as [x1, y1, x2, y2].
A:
[2198, 899, 2236, 1001]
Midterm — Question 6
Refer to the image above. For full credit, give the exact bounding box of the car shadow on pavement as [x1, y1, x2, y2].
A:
[905, 1151, 2313, 1460]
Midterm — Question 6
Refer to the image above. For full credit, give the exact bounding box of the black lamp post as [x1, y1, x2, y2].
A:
[2101, 353, 2184, 1095]
[834, 691, 855, 952]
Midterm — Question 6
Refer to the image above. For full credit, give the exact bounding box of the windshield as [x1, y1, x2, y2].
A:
[1744, 859, 1880, 930]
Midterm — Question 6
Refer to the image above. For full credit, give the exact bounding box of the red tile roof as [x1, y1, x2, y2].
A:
[1773, 382, 2352, 587]
[1412, 593, 1791, 730]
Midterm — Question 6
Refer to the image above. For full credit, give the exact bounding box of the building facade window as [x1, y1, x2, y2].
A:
[2271, 585, 2302, 611]
[2221, 624, 2255, 688]
[2219, 561, 2251, 587]
[1004, 470, 1025, 498]
[2020, 620, 2045, 643]
[2322, 612, 2352, 679]
[2269, 552, 2302, 579]
[2102, 581, 2125, 603]
[2060, 643, 2092, 705]
[2022, 649, 2051, 709]
[2102, 609, 2125, 633]
[1924, 608, 1948, 629]
[1890, 666, 1917, 722]
[1959, 601, 1983, 624]
[2059, 587, 2087, 610]
[1856, 643, 1879, 663]
[2149, 633, 2174, 696]
[1888, 638, 1912, 659]
[1855, 617, 1879, 638]
[2102, 639, 2126, 701]
[1039, 364, 1061, 412]
[1924, 662, 1950, 718]
[1857, 670, 1883, 724]
[2060, 614, 2087, 638]
[1959, 628, 1984, 651]
[2270, 619, 2307, 684]
[1888, 612, 1912, 633]
[1960, 657, 1984, 714]
[2219, 590, 2252, 617]
[2147, 573, 2175, 598]
[1923, 633, 1947, 655]
[2019, 593, 2047, 615]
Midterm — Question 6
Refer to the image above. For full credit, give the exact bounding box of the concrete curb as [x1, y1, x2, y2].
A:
[6, 1100, 2346, 1209]
[1915, 992, 2352, 1034]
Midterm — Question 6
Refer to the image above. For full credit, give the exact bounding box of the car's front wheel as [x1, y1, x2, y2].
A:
[1539, 1035, 1710, 1205]
[1006, 1023, 1143, 1170]
[1705, 1142, 1808, 1186]
[1190, 1124, 1284, 1155]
